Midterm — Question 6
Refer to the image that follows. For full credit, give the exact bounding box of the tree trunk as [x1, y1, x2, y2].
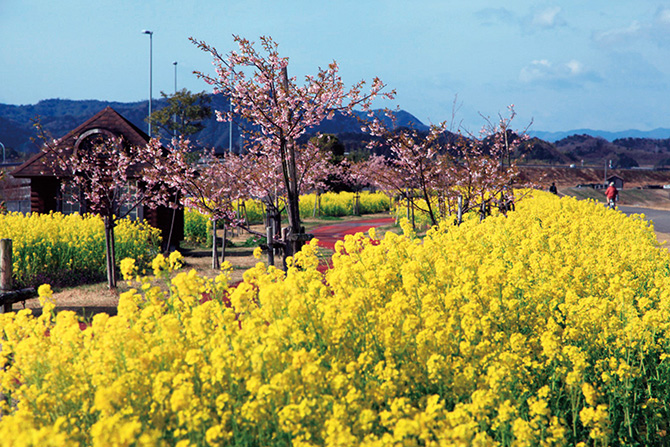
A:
[211, 218, 219, 270]
[266, 225, 275, 266]
[284, 139, 304, 263]
[104, 215, 117, 289]
[285, 186, 302, 260]
[165, 191, 180, 253]
[406, 191, 411, 221]
[220, 224, 227, 264]
[313, 191, 319, 217]
[438, 194, 446, 220]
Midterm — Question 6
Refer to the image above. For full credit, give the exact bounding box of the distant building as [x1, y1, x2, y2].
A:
[607, 175, 624, 189]
[11, 107, 183, 249]
[576, 183, 606, 189]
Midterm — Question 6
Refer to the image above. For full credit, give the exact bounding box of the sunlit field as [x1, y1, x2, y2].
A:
[2, 192, 670, 445]
[0, 212, 161, 288]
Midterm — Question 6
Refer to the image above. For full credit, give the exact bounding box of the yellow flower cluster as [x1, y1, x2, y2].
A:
[300, 191, 390, 218]
[0, 212, 161, 288]
[1, 193, 670, 445]
[184, 209, 211, 245]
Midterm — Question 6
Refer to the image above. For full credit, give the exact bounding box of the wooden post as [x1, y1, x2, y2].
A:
[1, 239, 13, 313]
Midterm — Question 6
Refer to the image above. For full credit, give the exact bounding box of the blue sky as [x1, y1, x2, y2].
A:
[2, 1, 670, 133]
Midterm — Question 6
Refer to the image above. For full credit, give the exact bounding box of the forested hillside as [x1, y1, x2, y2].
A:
[3, 96, 670, 168]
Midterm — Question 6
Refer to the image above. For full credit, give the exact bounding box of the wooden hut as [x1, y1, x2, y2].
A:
[11, 107, 183, 249]
[607, 175, 624, 189]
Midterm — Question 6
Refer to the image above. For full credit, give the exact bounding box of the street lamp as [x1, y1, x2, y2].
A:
[173, 61, 177, 93]
[173, 61, 178, 137]
[142, 29, 153, 137]
[229, 94, 233, 153]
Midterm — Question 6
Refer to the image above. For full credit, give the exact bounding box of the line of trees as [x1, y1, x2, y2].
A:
[42, 34, 531, 287]
[361, 106, 529, 227]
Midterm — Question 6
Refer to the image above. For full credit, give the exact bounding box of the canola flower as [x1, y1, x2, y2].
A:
[2, 193, 670, 446]
[300, 191, 390, 218]
[0, 212, 161, 288]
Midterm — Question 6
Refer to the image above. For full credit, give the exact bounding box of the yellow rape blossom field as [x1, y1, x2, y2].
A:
[2, 192, 670, 446]
[0, 212, 161, 288]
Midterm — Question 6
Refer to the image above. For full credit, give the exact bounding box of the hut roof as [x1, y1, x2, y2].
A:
[12, 107, 149, 178]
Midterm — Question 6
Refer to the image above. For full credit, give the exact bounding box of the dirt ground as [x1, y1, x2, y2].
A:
[521, 166, 670, 190]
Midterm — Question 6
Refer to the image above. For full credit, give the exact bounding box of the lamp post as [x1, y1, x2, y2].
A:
[173, 61, 178, 137]
[173, 61, 177, 93]
[142, 29, 153, 137]
[229, 72, 233, 153]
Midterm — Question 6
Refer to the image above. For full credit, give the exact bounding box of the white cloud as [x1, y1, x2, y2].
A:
[593, 21, 646, 46]
[519, 60, 552, 83]
[475, 5, 566, 31]
[655, 6, 670, 25]
[565, 59, 583, 75]
[519, 59, 597, 85]
[531, 6, 565, 29]
[594, 7, 670, 47]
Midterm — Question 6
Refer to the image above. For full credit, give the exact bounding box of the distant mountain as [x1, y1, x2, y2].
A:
[4, 97, 670, 168]
[551, 134, 670, 168]
[0, 96, 429, 156]
[530, 128, 670, 143]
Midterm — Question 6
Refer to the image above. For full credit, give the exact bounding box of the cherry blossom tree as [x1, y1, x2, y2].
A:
[141, 138, 250, 269]
[232, 138, 334, 267]
[41, 133, 175, 288]
[450, 106, 529, 220]
[337, 158, 371, 216]
[366, 118, 451, 226]
[191, 35, 393, 260]
[364, 106, 528, 227]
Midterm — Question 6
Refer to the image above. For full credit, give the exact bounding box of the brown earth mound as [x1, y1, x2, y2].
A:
[519, 166, 670, 189]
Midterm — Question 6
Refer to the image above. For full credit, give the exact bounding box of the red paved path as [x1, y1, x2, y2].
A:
[310, 217, 395, 250]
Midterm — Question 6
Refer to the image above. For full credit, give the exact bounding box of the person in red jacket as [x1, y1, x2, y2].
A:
[605, 182, 618, 209]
